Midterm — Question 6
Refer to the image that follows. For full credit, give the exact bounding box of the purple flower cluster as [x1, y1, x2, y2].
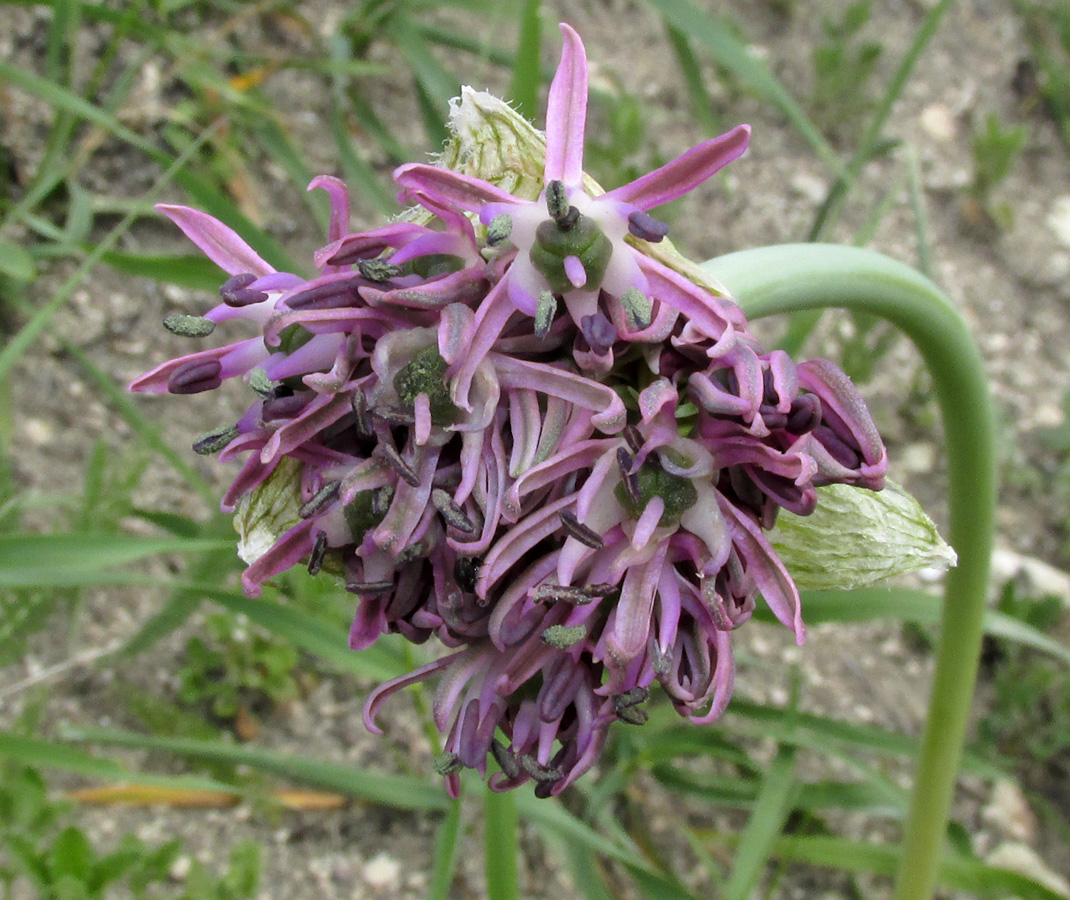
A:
[132, 25, 886, 797]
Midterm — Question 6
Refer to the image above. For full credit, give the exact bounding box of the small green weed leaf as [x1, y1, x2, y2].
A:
[0, 241, 35, 281]
[769, 480, 955, 590]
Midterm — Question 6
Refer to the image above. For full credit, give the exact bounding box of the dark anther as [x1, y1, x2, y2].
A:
[533, 583, 599, 605]
[491, 740, 521, 779]
[351, 390, 372, 438]
[486, 214, 513, 247]
[616, 448, 641, 505]
[431, 488, 476, 534]
[652, 640, 673, 677]
[627, 210, 669, 243]
[622, 425, 643, 456]
[535, 291, 557, 340]
[192, 424, 238, 456]
[248, 368, 277, 399]
[163, 314, 216, 337]
[433, 752, 464, 776]
[307, 531, 328, 575]
[300, 481, 341, 519]
[374, 444, 421, 487]
[520, 755, 563, 783]
[373, 407, 417, 427]
[454, 556, 480, 593]
[345, 580, 396, 595]
[559, 511, 604, 549]
[557, 205, 580, 230]
[613, 686, 650, 725]
[167, 359, 222, 395]
[579, 313, 617, 355]
[261, 393, 307, 423]
[620, 287, 653, 330]
[545, 180, 570, 222]
[358, 259, 403, 282]
[220, 273, 268, 307]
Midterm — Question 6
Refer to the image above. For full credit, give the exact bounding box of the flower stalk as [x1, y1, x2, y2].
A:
[705, 243, 997, 900]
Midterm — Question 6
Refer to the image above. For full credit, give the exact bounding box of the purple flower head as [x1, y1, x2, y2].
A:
[130, 22, 889, 798]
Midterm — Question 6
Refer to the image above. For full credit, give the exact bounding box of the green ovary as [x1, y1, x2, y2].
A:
[529, 215, 613, 294]
[393, 345, 459, 426]
[616, 460, 698, 525]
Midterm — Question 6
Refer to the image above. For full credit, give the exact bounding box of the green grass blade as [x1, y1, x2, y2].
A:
[62, 726, 449, 811]
[722, 744, 797, 900]
[643, 0, 843, 174]
[751, 588, 1070, 664]
[508, 0, 542, 118]
[98, 251, 223, 290]
[761, 833, 1070, 900]
[0, 118, 223, 382]
[200, 587, 409, 682]
[387, 16, 457, 148]
[484, 787, 520, 900]
[429, 799, 464, 900]
[906, 144, 934, 278]
[664, 23, 720, 136]
[0, 731, 126, 780]
[0, 534, 230, 587]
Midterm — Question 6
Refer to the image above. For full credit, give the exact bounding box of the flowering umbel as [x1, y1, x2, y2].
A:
[131, 24, 888, 797]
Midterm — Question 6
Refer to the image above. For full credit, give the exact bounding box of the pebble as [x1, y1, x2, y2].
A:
[362, 852, 401, 888]
[981, 780, 1038, 844]
[789, 172, 827, 204]
[169, 855, 192, 880]
[919, 104, 957, 142]
[899, 442, 936, 474]
[1046, 196, 1070, 249]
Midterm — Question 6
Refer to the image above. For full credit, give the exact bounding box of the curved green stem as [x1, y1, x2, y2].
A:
[703, 244, 997, 900]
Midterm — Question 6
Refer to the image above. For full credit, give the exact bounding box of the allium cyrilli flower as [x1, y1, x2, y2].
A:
[132, 23, 887, 797]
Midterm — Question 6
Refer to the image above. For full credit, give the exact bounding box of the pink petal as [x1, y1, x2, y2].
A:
[544, 23, 589, 186]
[156, 205, 274, 277]
[393, 164, 518, 213]
[601, 124, 751, 211]
[307, 175, 350, 244]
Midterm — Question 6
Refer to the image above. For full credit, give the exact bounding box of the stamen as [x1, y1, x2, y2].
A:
[520, 755, 563, 783]
[167, 359, 222, 395]
[261, 393, 307, 423]
[533, 583, 597, 605]
[373, 407, 417, 427]
[535, 291, 557, 339]
[192, 424, 238, 456]
[299, 481, 341, 518]
[374, 444, 421, 487]
[652, 640, 673, 677]
[485, 214, 513, 246]
[580, 313, 617, 355]
[622, 425, 643, 455]
[163, 314, 216, 337]
[559, 511, 604, 549]
[541, 624, 588, 648]
[433, 752, 464, 776]
[220, 273, 268, 306]
[345, 580, 396, 595]
[431, 488, 476, 534]
[545, 180, 569, 222]
[358, 259, 402, 282]
[620, 287, 653, 330]
[616, 448, 640, 505]
[627, 210, 669, 243]
[307, 531, 328, 575]
[248, 367, 277, 399]
[351, 390, 372, 438]
[613, 686, 650, 725]
[491, 740, 521, 779]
